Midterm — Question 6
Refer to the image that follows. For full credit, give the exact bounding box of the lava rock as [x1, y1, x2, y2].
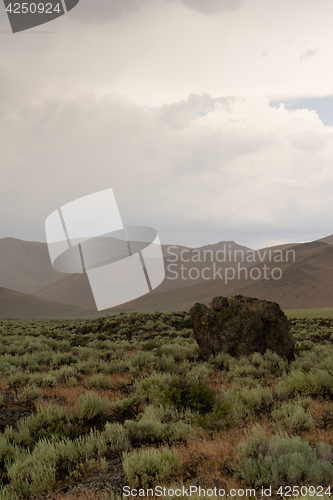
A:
[190, 295, 295, 361]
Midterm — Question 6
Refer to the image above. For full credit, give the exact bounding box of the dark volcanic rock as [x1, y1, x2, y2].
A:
[190, 295, 295, 361]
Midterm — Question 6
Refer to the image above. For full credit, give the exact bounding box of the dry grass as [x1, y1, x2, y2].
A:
[39, 385, 125, 412]
[207, 371, 231, 393]
[175, 428, 244, 490]
[0, 377, 8, 390]
[44, 487, 110, 500]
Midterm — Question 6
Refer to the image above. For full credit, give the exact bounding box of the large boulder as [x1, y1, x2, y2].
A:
[190, 295, 295, 361]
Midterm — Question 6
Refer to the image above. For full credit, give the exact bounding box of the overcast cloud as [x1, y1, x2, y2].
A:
[69, 0, 242, 24]
[1, 0, 333, 248]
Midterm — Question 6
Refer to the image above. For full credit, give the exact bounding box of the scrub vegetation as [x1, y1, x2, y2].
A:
[0, 313, 332, 498]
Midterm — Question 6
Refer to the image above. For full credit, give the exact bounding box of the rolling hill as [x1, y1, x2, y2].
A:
[32, 240, 282, 307]
[1, 236, 333, 318]
[0, 238, 68, 294]
[87, 240, 333, 314]
[0, 287, 79, 319]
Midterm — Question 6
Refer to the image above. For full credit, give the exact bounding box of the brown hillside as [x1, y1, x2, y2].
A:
[0, 287, 79, 319]
[97, 240, 333, 314]
[3, 238, 333, 318]
[0, 238, 67, 294]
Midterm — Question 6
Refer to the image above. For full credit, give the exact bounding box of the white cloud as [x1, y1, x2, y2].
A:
[2, 0, 333, 108]
[2, 0, 333, 247]
[1, 93, 333, 247]
[70, 0, 150, 24]
[172, 0, 242, 15]
[69, 0, 242, 25]
[299, 48, 319, 62]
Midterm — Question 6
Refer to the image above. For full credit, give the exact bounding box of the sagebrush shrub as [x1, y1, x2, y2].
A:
[237, 425, 333, 487]
[13, 405, 72, 443]
[163, 375, 215, 414]
[196, 403, 234, 430]
[74, 393, 112, 420]
[111, 394, 145, 421]
[219, 385, 273, 420]
[102, 422, 130, 452]
[272, 400, 314, 431]
[276, 369, 333, 398]
[134, 373, 172, 405]
[84, 373, 112, 389]
[123, 447, 181, 488]
[14, 385, 42, 403]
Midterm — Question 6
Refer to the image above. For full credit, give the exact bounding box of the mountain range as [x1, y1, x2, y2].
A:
[0, 236, 332, 318]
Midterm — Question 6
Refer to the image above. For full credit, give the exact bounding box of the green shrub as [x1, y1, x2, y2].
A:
[292, 344, 333, 372]
[250, 350, 288, 377]
[155, 355, 177, 373]
[158, 342, 198, 362]
[107, 359, 127, 374]
[124, 416, 193, 446]
[117, 377, 129, 390]
[12, 405, 72, 443]
[14, 385, 42, 403]
[196, 403, 234, 431]
[41, 373, 59, 388]
[6, 372, 29, 388]
[237, 425, 333, 487]
[126, 351, 156, 371]
[209, 352, 233, 370]
[294, 341, 314, 355]
[219, 385, 273, 420]
[84, 373, 112, 389]
[0, 433, 16, 483]
[134, 373, 172, 405]
[140, 404, 196, 426]
[272, 400, 315, 431]
[74, 393, 112, 420]
[182, 362, 214, 383]
[227, 357, 258, 379]
[163, 375, 215, 414]
[102, 422, 130, 452]
[57, 365, 81, 383]
[123, 447, 181, 488]
[7, 454, 57, 498]
[276, 369, 333, 398]
[125, 420, 166, 445]
[111, 395, 145, 421]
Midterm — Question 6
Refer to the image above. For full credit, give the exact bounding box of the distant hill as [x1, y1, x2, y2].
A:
[318, 234, 333, 246]
[0, 238, 68, 294]
[93, 240, 333, 314]
[32, 240, 277, 306]
[1, 236, 333, 318]
[33, 273, 96, 308]
[0, 287, 79, 319]
[0, 238, 253, 302]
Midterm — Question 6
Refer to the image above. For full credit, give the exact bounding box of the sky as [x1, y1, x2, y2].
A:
[1, 0, 333, 249]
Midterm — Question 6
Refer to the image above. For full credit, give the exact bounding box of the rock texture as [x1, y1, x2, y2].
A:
[190, 295, 295, 361]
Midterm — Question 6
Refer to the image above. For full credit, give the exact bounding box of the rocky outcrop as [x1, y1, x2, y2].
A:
[190, 295, 295, 361]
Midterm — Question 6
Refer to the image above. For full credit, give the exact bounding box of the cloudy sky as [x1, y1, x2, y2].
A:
[1, 0, 333, 249]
